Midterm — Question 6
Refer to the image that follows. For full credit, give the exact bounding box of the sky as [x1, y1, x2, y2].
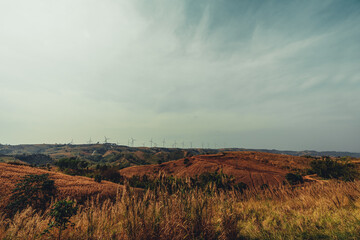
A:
[0, 0, 359, 152]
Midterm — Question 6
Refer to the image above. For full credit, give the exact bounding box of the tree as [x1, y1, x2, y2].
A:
[6, 174, 56, 217]
[45, 200, 78, 240]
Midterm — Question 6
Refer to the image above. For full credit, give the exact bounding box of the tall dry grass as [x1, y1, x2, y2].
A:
[1, 180, 360, 240]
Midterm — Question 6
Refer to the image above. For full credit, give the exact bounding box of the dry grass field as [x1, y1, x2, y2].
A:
[1, 180, 360, 239]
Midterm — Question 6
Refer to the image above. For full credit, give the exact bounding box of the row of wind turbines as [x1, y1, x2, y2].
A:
[79, 137, 220, 149]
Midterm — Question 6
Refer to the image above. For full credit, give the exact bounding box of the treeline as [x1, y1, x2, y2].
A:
[285, 156, 359, 185]
[54, 157, 124, 183]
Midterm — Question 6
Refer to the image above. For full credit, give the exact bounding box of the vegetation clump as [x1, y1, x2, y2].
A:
[310, 157, 358, 181]
[128, 171, 249, 194]
[5, 174, 56, 217]
[43, 200, 78, 240]
[285, 173, 304, 185]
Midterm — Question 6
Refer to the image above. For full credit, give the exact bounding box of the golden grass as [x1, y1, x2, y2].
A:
[1, 179, 360, 239]
[0, 163, 123, 209]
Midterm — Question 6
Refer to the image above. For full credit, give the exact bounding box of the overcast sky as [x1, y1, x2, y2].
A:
[0, 0, 359, 152]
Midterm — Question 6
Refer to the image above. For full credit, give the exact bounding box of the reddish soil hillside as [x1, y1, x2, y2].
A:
[119, 151, 312, 188]
[0, 163, 124, 207]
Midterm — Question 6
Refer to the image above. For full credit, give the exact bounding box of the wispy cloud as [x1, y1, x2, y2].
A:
[0, 0, 359, 151]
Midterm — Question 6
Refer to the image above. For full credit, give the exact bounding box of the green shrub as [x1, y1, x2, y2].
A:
[55, 157, 88, 171]
[44, 200, 78, 240]
[310, 158, 358, 181]
[101, 168, 124, 184]
[94, 174, 102, 183]
[6, 174, 56, 217]
[234, 182, 248, 193]
[285, 173, 304, 185]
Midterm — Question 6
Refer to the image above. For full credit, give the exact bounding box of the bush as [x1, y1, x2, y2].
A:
[101, 168, 124, 184]
[6, 174, 56, 217]
[234, 182, 248, 193]
[44, 200, 78, 240]
[55, 157, 88, 171]
[285, 173, 304, 185]
[94, 174, 102, 183]
[310, 158, 358, 181]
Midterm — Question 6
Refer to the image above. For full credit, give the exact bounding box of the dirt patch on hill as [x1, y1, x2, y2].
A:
[119, 151, 312, 188]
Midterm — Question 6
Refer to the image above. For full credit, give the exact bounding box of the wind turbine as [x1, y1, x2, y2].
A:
[182, 141, 185, 149]
[162, 139, 166, 148]
[172, 140, 177, 148]
[190, 142, 193, 148]
[131, 138, 135, 147]
[104, 136, 110, 144]
[149, 138, 154, 148]
[87, 137, 92, 144]
[69, 139, 73, 145]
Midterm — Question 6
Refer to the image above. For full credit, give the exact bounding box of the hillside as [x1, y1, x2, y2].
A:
[0, 144, 358, 169]
[119, 151, 313, 188]
[0, 163, 123, 207]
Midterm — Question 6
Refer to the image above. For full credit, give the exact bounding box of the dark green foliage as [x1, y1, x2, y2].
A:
[196, 171, 236, 190]
[55, 157, 89, 174]
[183, 158, 189, 165]
[94, 174, 102, 183]
[15, 154, 53, 165]
[234, 182, 249, 193]
[45, 200, 78, 240]
[285, 173, 304, 185]
[100, 168, 124, 183]
[310, 158, 358, 181]
[6, 174, 56, 217]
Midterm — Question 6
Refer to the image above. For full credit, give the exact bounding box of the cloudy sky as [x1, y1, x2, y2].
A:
[0, 0, 359, 152]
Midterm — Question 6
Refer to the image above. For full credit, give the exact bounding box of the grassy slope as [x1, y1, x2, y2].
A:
[119, 151, 313, 188]
[0, 163, 123, 208]
[1, 180, 360, 239]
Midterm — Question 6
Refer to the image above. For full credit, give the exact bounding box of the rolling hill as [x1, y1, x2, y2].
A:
[119, 151, 313, 188]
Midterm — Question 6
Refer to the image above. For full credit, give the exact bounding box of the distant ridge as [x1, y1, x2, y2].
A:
[0, 144, 359, 158]
[222, 148, 360, 158]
